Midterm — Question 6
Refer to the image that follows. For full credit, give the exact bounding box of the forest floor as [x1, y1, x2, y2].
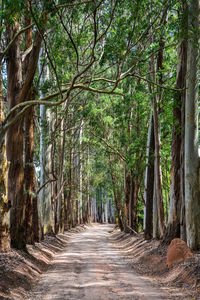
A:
[0, 224, 200, 300]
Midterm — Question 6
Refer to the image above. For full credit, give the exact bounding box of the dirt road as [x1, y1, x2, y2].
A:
[28, 224, 186, 300]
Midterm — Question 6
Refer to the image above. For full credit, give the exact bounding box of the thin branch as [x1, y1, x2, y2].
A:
[90, 131, 126, 161]
[28, 1, 63, 99]
[56, 0, 93, 9]
[3, 88, 69, 125]
[126, 225, 138, 235]
[73, 84, 124, 96]
[37, 178, 57, 195]
[0, 23, 34, 60]
[56, 7, 79, 70]
[54, 180, 66, 201]
[97, 0, 118, 43]
[131, 73, 183, 92]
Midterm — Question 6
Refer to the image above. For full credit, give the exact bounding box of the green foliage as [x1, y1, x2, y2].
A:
[1, 0, 187, 231]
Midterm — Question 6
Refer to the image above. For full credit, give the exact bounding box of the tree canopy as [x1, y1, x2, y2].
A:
[0, 0, 200, 252]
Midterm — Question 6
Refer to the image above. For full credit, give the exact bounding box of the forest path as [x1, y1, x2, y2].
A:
[28, 224, 184, 300]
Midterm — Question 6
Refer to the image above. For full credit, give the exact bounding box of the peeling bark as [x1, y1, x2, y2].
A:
[0, 66, 10, 252]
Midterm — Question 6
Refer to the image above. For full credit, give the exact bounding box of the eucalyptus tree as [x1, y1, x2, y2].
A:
[0, 0, 124, 248]
[0, 5, 9, 250]
[0, 68, 9, 251]
[185, 0, 200, 250]
[0, 0, 199, 251]
[167, 0, 188, 242]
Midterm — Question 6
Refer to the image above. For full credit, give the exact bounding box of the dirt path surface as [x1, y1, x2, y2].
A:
[27, 224, 186, 300]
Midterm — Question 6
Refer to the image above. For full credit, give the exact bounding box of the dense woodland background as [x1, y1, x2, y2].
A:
[0, 0, 200, 252]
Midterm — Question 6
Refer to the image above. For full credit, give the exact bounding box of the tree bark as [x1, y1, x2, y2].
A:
[56, 118, 66, 233]
[152, 29, 166, 237]
[144, 113, 155, 240]
[124, 169, 131, 232]
[79, 121, 83, 224]
[185, 0, 200, 250]
[65, 136, 72, 230]
[153, 171, 159, 238]
[39, 56, 55, 236]
[6, 14, 45, 249]
[108, 155, 124, 230]
[24, 16, 39, 244]
[131, 179, 139, 232]
[166, 1, 187, 243]
[148, 26, 165, 238]
[0, 66, 10, 251]
[6, 22, 25, 249]
[24, 102, 39, 243]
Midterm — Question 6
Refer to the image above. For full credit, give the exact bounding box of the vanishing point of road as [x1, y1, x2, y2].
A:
[28, 224, 186, 300]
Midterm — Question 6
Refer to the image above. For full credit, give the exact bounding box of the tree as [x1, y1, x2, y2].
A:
[166, 0, 188, 243]
[144, 113, 155, 239]
[185, 0, 200, 250]
[5, 2, 46, 249]
[0, 67, 10, 251]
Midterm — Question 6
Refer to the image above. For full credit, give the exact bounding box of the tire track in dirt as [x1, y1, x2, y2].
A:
[27, 224, 187, 300]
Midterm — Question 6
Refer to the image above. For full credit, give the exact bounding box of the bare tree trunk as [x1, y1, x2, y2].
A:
[108, 155, 124, 230]
[144, 113, 155, 239]
[73, 131, 80, 226]
[153, 170, 159, 238]
[166, 1, 187, 243]
[148, 27, 164, 238]
[24, 103, 39, 243]
[6, 13, 45, 249]
[0, 66, 10, 251]
[131, 178, 139, 232]
[124, 168, 131, 232]
[39, 63, 54, 235]
[65, 137, 72, 230]
[152, 28, 166, 237]
[79, 121, 83, 224]
[152, 96, 164, 237]
[185, 0, 200, 250]
[57, 118, 66, 233]
[24, 16, 39, 244]
[6, 22, 25, 249]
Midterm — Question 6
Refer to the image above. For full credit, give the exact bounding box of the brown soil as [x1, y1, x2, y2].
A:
[111, 228, 200, 299]
[0, 225, 87, 300]
[166, 238, 194, 267]
[0, 224, 199, 300]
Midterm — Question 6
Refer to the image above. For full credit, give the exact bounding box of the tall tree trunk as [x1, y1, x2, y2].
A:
[148, 26, 165, 238]
[72, 130, 80, 226]
[65, 137, 72, 230]
[152, 29, 166, 237]
[124, 169, 131, 232]
[144, 113, 155, 239]
[131, 178, 139, 232]
[6, 15, 45, 249]
[166, 1, 187, 243]
[108, 155, 124, 230]
[185, 0, 200, 250]
[151, 88, 165, 237]
[6, 22, 25, 249]
[56, 118, 66, 233]
[24, 102, 39, 243]
[153, 171, 159, 238]
[39, 63, 54, 235]
[79, 121, 83, 224]
[24, 16, 39, 244]
[0, 66, 10, 251]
